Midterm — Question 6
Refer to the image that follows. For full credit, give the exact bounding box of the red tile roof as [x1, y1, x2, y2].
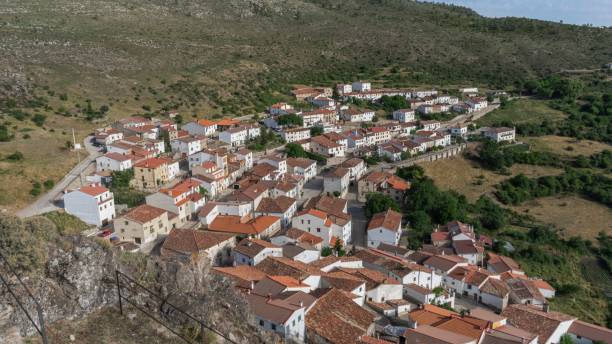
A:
[123, 204, 167, 223]
[78, 184, 109, 197]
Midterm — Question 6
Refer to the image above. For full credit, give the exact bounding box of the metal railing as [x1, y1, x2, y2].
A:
[0, 252, 48, 344]
[115, 270, 239, 344]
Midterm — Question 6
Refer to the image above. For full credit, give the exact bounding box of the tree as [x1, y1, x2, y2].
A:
[396, 165, 425, 182]
[365, 193, 400, 219]
[285, 142, 308, 158]
[559, 334, 575, 344]
[310, 126, 324, 136]
[333, 239, 345, 257]
[432, 286, 444, 298]
[321, 247, 332, 257]
[277, 114, 303, 127]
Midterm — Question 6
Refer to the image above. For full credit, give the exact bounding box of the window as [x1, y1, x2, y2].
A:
[124, 221, 129, 225]
[259, 320, 264, 326]
[317, 228, 321, 233]
[271, 324, 276, 331]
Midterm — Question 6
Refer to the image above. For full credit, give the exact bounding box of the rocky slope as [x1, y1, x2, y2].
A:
[0, 236, 279, 343]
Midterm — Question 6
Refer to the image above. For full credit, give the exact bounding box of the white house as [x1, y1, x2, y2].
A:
[483, 127, 516, 143]
[171, 136, 202, 156]
[233, 238, 283, 266]
[145, 178, 205, 225]
[258, 155, 287, 174]
[322, 166, 350, 197]
[291, 208, 351, 247]
[310, 135, 345, 157]
[96, 152, 133, 172]
[219, 126, 248, 147]
[403, 284, 455, 308]
[341, 108, 375, 122]
[367, 210, 402, 248]
[286, 158, 317, 182]
[63, 184, 115, 227]
[336, 84, 352, 95]
[246, 292, 306, 342]
[269, 102, 294, 115]
[392, 109, 416, 123]
[420, 120, 441, 131]
[281, 128, 310, 143]
[255, 196, 297, 228]
[339, 158, 366, 182]
[310, 96, 336, 109]
[352, 81, 371, 92]
[182, 119, 217, 137]
[451, 125, 468, 138]
[467, 97, 488, 111]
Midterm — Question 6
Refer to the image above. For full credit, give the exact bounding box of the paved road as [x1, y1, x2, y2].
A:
[17, 135, 102, 218]
[439, 104, 500, 130]
[346, 185, 368, 248]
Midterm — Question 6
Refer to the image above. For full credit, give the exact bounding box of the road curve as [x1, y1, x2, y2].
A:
[16, 135, 102, 218]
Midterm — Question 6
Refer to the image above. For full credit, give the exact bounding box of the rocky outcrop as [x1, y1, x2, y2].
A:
[0, 236, 279, 343]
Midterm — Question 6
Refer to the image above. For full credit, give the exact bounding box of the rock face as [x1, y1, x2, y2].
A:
[0, 236, 279, 343]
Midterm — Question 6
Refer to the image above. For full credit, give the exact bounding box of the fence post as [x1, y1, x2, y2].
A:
[36, 303, 49, 344]
[116, 270, 123, 315]
[201, 323, 206, 344]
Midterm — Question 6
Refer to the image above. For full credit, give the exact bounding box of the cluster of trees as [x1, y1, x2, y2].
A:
[364, 193, 400, 219]
[474, 141, 563, 171]
[0, 124, 13, 142]
[393, 166, 509, 248]
[524, 75, 585, 100]
[495, 170, 612, 207]
[277, 114, 303, 127]
[493, 88, 611, 144]
[284, 142, 327, 165]
[83, 99, 110, 121]
[110, 170, 146, 207]
[247, 128, 283, 151]
[575, 150, 611, 170]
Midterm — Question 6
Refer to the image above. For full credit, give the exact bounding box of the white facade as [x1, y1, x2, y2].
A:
[451, 126, 468, 137]
[368, 227, 401, 248]
[292, 212, 333, 246]
[323, 171, 350, 197]
[393, 109, 416, 123]
[96, 154, 133, 172]
[281, 128, 311, 143]
[352, 81, 372, 92]
[182, 121, 217, 137]
[342, 109, 375, 122]
[366, 284, 403, 304]
[219, 128, 248, 147]
[64, 186, 115, 227]
[484, 128, 516, 143]
[233, 246, 283, 266]
[171, 137, 202, 156]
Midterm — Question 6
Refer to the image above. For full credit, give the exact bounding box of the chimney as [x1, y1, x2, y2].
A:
[250, 280, 255, 290]
[299, 301, 303, 308]
[267, 293, 272, 301]
[543, 303, 549, 312]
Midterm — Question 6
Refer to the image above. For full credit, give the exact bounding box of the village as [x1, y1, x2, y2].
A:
[57, 81, 610, 344]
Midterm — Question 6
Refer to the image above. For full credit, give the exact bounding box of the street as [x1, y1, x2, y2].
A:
[346, 184, 368, 249]
[16, 135, 102, 218]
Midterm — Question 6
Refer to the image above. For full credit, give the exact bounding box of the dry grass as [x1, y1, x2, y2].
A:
[421, 155, 563, 202]
[511, 195, 612, 241]
[0, 117, 88, 212]
[25, 307, 182, 344]
[523, 135, 612, 157]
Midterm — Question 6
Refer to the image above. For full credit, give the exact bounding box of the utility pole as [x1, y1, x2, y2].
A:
[72, 128, 84, 186]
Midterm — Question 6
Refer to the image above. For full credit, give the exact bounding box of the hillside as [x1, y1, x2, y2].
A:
[0, 0, 612, 212]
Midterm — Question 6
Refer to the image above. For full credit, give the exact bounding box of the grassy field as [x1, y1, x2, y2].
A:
[512, 195, 612, 241]
[476, 99, 567, 126]
[0, 118, 87, 212]
[25, 307, 182, 344]
[523, 135, 612, 157]
[420, 155, 563, 202]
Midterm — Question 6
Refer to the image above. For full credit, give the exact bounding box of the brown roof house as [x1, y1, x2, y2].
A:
[114, 204, 169, 246]
[160, 228, 235, 265]
[322, 166, 350, 197]
[366, 209, 403, 248]
[232, 238, 283, 266]
[306, 288, 375, 344]
[501, 304, 576, 344]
